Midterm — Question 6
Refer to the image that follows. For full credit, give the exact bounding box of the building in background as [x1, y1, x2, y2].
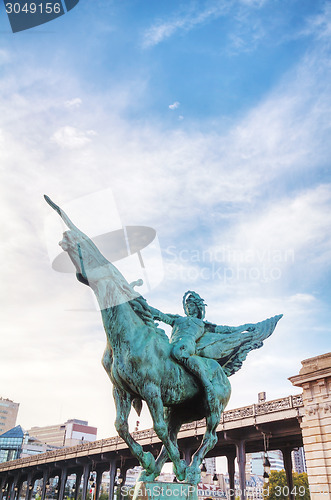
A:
[292, 447, 307, 474]
[0, 425, 27, 463]
[0, 425, 60, 463]
[20, 436, 59, 458]
[27, 419, 97, 447]
[204, 457, 216, 474]
[247, 450, 284, 476]
[0, 398, 19, 434]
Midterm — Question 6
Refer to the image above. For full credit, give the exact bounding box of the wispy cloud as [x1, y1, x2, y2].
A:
[51, 126, 97, 149]
[141, 0, 269, 48]
[169, 101, 180, 110]
[65, 97, 82, 109]
[300, 3, 331, 41]
[0, 49, 10, 65]
[1, 18, 331, 436]
[142, 2, 230, 48]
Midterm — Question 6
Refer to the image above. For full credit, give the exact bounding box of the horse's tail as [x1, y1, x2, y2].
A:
[132, 397, 143, 416]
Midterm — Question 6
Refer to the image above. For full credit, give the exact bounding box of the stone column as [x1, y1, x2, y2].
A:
[5, 478, 13, 500]
[25, 474, 34, 500]
[235, 440, 246, 500]
[17, 478, 24, 500]
[0, 476, 7, 500]
[95, 470, 102, 500]
[108, 460, 117, 500]
[58, 467, 67, 500]
[11, 475, 21, 500]
[289, 352, 331, 498]
[281, 447, 294, 500]
[41, 470, 50, 500]
[119, 467, 128, 500]
[81, 464, 91, 500]
[7, 477, 16, 500]
[226, 452, 236, 500]
[74, 472, 82, 500]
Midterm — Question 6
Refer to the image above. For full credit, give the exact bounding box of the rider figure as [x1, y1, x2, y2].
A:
[149, 291, 246, 412]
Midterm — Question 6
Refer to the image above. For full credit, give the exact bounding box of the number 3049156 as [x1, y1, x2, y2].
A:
[5, 3, 62, 14]
[275, 486, 307, 497]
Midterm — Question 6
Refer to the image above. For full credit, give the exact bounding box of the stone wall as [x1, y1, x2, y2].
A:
[289, 352, 331, 498]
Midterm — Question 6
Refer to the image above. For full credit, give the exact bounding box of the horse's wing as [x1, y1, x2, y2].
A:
[196, 314, 282, 377]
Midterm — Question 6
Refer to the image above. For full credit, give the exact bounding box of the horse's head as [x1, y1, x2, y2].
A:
[45, 195, 110, 287]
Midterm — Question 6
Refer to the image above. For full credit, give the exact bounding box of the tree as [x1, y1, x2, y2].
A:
[263, 470, 310, 500]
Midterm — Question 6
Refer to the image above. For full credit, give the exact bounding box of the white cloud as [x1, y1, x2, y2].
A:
[0, 49, 10, 65]
[1, 28, 331, 438]
[288, 293, 316, 304]
[51, 126, 96, 149]
[142, 3, 230, 48]
[64, 97, 82, 109]
[214, 184, 331, 266]
[300, 3, 331, 41]
[169, 101, 180, 110]
[141, 0, 270, 49]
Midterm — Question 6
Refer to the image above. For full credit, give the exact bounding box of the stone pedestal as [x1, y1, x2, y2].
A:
[289, 352, 331, 498]
[132, 482, 198, 500]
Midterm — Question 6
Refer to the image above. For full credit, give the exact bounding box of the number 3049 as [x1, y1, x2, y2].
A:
[5, 3, 62, 14]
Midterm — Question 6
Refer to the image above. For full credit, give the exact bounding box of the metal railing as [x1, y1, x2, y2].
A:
[0, 394, 303, 471]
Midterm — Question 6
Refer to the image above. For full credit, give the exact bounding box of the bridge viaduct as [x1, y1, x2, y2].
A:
[1, 351, 330, 500]
[0, 394, 304, 500]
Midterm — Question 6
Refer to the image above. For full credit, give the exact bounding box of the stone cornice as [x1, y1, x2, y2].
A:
[289, 367, 331, 386]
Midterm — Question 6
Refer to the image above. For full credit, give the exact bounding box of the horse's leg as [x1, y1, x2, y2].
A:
[138, 408, 182, 482]
[144, 386, 187, 481]
[185, 401, 222, 484]
[113, 386, 155, 474]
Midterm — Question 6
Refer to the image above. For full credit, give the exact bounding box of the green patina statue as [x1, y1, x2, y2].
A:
[45, 195, 282, 485]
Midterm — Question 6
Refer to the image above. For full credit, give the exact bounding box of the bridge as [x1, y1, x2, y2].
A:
[0, 394, 304, 500]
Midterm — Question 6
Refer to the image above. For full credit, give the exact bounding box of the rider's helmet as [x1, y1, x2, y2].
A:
[182, 291, 207, 320]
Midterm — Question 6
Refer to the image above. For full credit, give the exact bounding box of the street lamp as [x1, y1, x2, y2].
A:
[263, 454, 271, 483]
[89, 472, 96, 500]
[200, 461, 207, 478]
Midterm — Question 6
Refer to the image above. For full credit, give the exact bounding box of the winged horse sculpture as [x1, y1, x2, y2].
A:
[45, 195, 282, 484]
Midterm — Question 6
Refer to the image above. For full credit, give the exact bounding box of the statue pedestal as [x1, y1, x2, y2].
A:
[132, 482, 198, 500]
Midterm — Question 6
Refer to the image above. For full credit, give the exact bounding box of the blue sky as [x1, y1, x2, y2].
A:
[0, 0, 331, 447]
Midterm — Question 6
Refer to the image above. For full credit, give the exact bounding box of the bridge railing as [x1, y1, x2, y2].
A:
[0, 394, 303, 471]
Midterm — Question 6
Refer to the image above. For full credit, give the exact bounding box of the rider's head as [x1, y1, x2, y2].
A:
[182, 291, 207, 319]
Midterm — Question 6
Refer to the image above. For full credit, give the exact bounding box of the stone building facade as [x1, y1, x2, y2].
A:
[0, 399, 19, 435]
[289, 352, 331, 498]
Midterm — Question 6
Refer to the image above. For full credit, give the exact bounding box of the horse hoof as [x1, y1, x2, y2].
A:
[174, 459, 187, 482]
[142, 451, 155, 474]
[184, 466, 201, 485]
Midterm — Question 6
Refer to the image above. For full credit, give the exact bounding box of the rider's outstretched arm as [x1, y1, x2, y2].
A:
[149, 306, 177, 326]
[214, 323, 254, 334]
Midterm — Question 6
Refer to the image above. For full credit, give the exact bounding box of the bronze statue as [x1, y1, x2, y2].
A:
[45, 195, 282, 484]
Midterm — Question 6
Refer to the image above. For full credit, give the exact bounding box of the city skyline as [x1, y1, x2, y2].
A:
[1, 1, 331, 440]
